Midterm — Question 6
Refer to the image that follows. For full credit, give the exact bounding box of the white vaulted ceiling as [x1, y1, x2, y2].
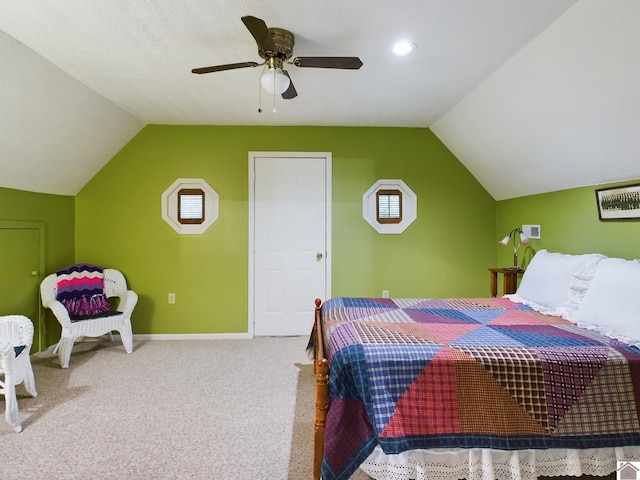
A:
[1, 0, 639, 199]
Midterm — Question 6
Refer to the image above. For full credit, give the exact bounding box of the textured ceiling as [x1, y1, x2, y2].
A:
[1, 1, 638, 199]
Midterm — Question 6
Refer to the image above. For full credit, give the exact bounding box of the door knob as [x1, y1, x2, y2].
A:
[316, 252, 323, 261]
[30, 270, 38, 276]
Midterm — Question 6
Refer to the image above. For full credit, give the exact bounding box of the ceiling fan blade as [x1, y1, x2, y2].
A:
[191, 62, 259, 74]
[241, 15, 277, 54]
[281, 70, 297, 99]
[293, 56, 363, 70]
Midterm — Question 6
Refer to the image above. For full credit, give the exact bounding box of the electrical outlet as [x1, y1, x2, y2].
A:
[168, 293, 175, 304]
[382, 290, 389, 298]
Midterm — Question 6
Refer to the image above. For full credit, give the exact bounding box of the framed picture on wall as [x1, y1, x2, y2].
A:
[595, 183, 640, 221]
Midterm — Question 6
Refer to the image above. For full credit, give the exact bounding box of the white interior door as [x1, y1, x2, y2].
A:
[250, 152, 331, 336]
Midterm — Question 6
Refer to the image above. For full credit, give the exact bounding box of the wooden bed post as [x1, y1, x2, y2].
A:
[313, 298, 329, 480]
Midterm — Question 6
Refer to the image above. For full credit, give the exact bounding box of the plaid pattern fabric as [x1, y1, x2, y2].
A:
[457, 345, 549, 431]
[319, 297, 640, 480]
[381, 346, 460, 437]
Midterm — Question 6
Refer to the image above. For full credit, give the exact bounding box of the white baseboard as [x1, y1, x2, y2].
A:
[32, 332, 254, 358]
[130, 333, 252, 341]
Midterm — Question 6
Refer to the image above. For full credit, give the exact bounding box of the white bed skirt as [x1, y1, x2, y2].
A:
[360, 445, 640, 480]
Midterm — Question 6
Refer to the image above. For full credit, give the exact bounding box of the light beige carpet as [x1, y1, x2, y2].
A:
[1, 337, 372, 479]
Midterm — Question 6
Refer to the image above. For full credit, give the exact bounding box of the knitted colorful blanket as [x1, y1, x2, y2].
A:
[56, 264, 111, 318]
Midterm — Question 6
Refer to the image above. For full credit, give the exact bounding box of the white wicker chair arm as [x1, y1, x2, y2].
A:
[0, 339, 13, 358]
[116, 290, 138, 315]
[43, 299, 73, 327]
[0, 315, 34, 348]
[0, 339, 15, 374]
[117, 290, 138, 316]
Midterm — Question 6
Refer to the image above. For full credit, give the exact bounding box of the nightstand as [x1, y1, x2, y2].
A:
[489, 268, 524, 297]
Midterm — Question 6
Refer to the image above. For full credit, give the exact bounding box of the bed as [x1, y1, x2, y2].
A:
[310, 250, 640, 480]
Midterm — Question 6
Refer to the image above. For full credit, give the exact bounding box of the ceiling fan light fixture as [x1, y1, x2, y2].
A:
[260, 67, 290, 95]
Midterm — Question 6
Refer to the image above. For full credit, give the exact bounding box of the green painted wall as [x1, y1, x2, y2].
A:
[5, 128, 636, 341]
[0, 186, 75, 348]
[496, 179, 640, 268]
[75, 125, 496, 335]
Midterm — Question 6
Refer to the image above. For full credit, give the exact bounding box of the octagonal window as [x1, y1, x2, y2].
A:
[162, 178, 219, 234]
[363, 180, 416, 234]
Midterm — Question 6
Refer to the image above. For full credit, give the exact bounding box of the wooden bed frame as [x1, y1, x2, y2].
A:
[312, 298, 329, 480]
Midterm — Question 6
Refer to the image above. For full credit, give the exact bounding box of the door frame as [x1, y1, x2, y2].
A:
[248, 151, 332, 337]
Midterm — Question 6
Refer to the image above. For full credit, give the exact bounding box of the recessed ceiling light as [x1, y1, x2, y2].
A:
[392, 40, 416, 56]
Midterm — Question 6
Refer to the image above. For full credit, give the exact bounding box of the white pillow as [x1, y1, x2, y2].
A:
[561, 258, 606, 319]
[506, 249, 604, 315]
[573, 257, 640, 347]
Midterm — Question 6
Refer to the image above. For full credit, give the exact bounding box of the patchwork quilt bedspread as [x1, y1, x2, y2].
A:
[319, 297, 640, 480]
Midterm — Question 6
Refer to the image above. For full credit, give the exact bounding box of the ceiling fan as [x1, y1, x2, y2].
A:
[191, 15, 363, 100]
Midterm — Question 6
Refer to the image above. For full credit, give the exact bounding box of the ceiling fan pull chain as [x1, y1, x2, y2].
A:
[258, 64, 267, 113]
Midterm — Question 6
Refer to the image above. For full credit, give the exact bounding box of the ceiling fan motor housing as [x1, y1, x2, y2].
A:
[259, 28, 295, 60]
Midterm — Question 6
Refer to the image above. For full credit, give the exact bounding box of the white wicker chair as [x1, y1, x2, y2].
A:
[0, 315, 38, 432]
[40, 268, 138, 369]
